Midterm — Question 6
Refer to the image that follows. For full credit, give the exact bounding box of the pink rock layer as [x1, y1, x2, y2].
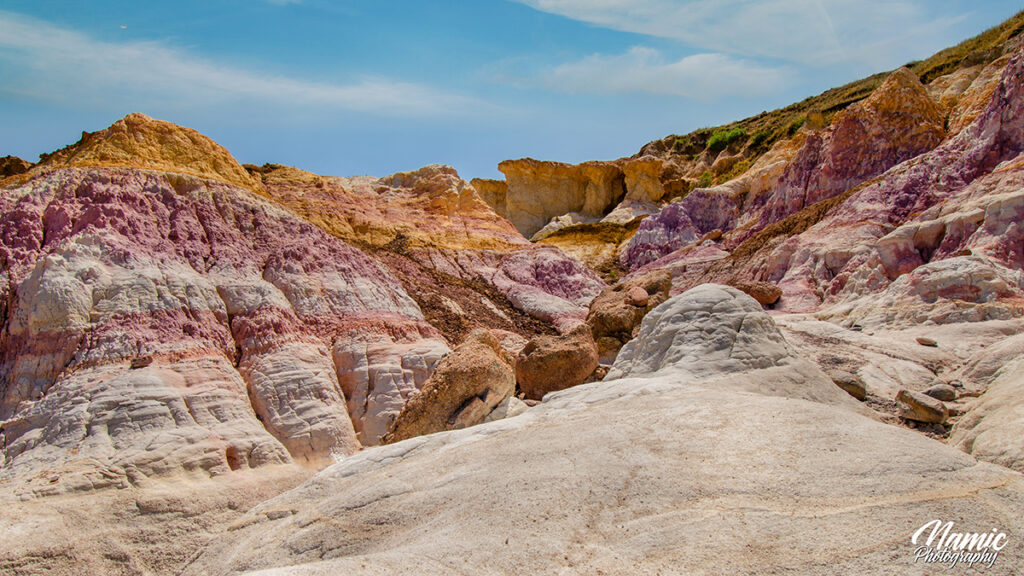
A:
[0, 166, 441, 490]
[622, 49, 1024, 325]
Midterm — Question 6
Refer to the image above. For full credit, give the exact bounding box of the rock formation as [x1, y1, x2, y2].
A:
[586, 269, 672, 361]
[0, 112, 608, 499]
[10, 113, 260, 190]
[0, 156, 31, 179]
[249, 162, 605, 339]
[182, 286, 1024, 576]
[4, 13, 1024, 576]
[496, 158, 625, 238]
[515, 324, 599, 400]
[383, 329, 515, 443]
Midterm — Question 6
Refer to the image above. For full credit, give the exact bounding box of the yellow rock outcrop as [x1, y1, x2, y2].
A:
[17, 113, 260, 190]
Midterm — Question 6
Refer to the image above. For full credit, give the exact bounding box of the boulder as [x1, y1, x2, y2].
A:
[916, 337, 939, 347]
[896, 389, 948, 424]
[608, 284, 791, 381]
[923, 384, 957, 402]
[828, 370, 867, 401]
[626, 286, 650, 307]
[384, 329, 515, 443]
[730, 280, 783, 306]
[515, 324, 599, 400]
[586, 270, 672, 362]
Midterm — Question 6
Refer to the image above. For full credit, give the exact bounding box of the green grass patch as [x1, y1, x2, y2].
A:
[706, 128, 748, 153]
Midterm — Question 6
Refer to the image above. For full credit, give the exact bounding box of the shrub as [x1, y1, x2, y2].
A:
[706, 127, 747, 153]
[750, 130, 771, 150]
[786, 117, 806, 137]
[697, 171, 714, 188]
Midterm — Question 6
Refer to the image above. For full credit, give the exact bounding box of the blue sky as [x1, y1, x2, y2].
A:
[0, 1, 1020, 179]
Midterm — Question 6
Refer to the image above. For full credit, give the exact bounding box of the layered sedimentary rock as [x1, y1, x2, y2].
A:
[0, 112, 610, 500]
[6, 113, 259, 190]
[184, 286, 1024, 576]
[0, 165, 431, 489]
[250, 163, 605, 339]
[497, 158, 625, 238]
[620, 49, 1024, 333]
[753, 51, 1024, 316]
[624, 66, 946, 270]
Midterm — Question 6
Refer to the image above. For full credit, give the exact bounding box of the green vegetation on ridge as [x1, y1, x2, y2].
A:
[646, 9, 1024, 169]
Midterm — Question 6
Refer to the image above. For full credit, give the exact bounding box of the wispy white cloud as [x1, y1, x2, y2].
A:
[512, 0, 964, 68]
[539, 47, 789, 99]
[0, 10, 481, 117]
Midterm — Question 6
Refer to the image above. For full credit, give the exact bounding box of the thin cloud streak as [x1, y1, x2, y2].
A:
[0, 10, 484, 117]
[540, 47, 790, 99]
[512, 0, 962, 68]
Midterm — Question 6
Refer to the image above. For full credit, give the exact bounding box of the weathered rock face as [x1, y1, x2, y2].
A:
[251, 162, 605, 340]
[623, 67, 946, 271]
[946, 54, 1012, 136]
[618, 48, 1024, 335]
[515, 324, 599, 400]
[498, 158, 625, 238]
[469, 177, 508, 219]
[9, 113, 259, 190]
[384, 329, 514, 443]
[333, 333, 450, 446]
[0, 156, 32, 179]
[0, 114, 609, 491]
[754, 68, 945, 228]
[535, 220, 640, 281]
[950, 334, 1024, 472]
[586, 269, 672, 362]
[0, 165, 439, 486]
[610, 285, 796, 382]
[184, 283, 1024, 576]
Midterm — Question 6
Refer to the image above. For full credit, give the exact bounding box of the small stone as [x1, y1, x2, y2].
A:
[916, 337, 939, 347]
[626, 286, 650, 307]
[896, 389, 948, 424]
[827, 370, 866, 401]
[130, 356, 153, 369]
[585, 364, 611, 383]
[923, 384, 957, 402]
[265, 509, 296, 520]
